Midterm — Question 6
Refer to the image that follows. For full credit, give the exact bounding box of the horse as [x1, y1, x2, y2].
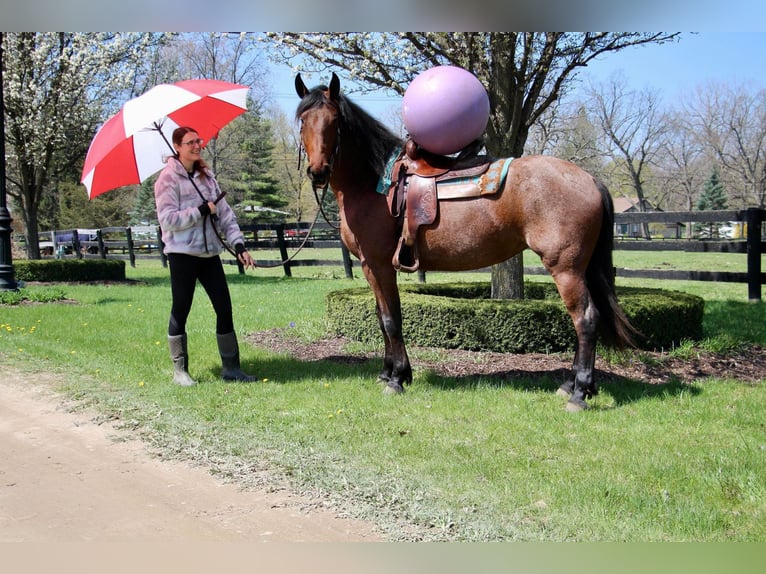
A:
[295, 72, 635, 411]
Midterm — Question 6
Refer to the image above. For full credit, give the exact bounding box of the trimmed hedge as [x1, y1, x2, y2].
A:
[13, 259, 126, 282]
[326, 282, 704, 353]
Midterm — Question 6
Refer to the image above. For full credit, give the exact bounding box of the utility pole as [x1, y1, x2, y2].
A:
[0, 32, 19, 291]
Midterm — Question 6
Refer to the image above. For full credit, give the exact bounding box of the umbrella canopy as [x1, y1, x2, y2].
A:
[81, 79, 249, 199]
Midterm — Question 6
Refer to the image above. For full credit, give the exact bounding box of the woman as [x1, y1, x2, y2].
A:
[154, 126, 256, 386]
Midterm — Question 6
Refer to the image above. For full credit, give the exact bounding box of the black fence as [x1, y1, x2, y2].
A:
[35, 208, 765, 300]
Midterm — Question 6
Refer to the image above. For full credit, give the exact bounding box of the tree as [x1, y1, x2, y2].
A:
[129, 179, 159, 226]
[655, 110, 711, 237]
[685, 81, 766, 208]
[2, 32, 164, 258]
[224, 108, 289, 224]
[586, 73, 669, 238]
[265, 32, 681, 298]
[268, 105, 312, 222]
[696, 167, 728, 238]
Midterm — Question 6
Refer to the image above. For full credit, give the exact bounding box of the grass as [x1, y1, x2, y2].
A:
[1, 253, 764, 541]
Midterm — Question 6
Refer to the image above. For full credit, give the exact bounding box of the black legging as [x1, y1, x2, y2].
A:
[167, 253, 234, 337]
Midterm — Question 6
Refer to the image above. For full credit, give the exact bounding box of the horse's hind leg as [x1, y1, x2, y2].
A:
[552, 272, 600, 411]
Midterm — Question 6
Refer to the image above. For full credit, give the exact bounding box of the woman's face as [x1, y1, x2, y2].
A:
[174, 131, 203, 167]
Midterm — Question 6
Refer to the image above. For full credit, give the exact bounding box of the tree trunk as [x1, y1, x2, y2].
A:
[491, 252, 524, 299]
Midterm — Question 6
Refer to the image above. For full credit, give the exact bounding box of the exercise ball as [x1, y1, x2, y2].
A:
[402, 65, 490, 155]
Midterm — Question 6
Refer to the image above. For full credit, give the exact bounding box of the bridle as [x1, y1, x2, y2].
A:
[298, 101, 342, 229]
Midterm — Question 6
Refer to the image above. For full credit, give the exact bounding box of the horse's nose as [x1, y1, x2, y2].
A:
[307, 164, 331, 186]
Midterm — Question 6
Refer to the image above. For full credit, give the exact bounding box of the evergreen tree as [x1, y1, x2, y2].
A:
[129, 179, 159, 226]
[696, 168, 728, 238]
[216, 108, 289, 224]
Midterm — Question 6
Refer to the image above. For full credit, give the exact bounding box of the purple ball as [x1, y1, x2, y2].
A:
[402, 66, 490, 155]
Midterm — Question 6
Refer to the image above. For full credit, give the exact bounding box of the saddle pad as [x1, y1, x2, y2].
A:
[376, 151, 402, 194]
[437, 157, 513, 200]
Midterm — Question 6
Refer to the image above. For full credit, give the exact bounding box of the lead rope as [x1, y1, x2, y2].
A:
[187, 162, 325, 269]
[185, 169, 238, 258]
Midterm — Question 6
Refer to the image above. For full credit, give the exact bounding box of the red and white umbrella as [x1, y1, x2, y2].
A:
[81, 79, 249, 199]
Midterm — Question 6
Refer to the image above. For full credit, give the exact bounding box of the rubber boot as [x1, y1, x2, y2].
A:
[168, 334, 197, 387]
[217, 331, 257, 382]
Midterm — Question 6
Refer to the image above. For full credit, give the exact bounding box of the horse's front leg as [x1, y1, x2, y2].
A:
[364, 266, 412, 394]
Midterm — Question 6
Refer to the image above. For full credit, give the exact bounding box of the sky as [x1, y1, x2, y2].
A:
[269, 32, 766, 123]
[272, 32, 766, 123]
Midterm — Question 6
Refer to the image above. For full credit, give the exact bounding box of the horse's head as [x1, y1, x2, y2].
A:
[295, 73, 341, 190]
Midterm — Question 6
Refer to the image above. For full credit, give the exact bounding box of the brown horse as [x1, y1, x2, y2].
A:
[295, 73, 635, 411]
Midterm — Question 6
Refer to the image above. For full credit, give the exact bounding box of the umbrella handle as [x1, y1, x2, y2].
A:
[153, 121, 175, 154]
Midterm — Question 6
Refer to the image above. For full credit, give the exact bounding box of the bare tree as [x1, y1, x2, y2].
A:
[654, 110, 713, 236]
[268, 105, 310, 221]
[685, 81, 766, 209]
[586, 73, 669, 238]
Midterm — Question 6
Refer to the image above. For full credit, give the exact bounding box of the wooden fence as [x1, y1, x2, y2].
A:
[36, 208, 765, 300]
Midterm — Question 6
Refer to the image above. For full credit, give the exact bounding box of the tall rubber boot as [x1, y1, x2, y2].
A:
[217, 331, 257, 382]
[168, 334, 197, 387]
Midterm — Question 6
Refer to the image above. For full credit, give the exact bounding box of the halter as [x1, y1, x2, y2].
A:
[298, 103, 342, 228]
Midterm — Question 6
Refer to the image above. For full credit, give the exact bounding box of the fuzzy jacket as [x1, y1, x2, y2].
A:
[154, 157, 245, 257]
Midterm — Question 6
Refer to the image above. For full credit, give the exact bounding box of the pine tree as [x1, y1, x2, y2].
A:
[218, 110, 289, 224]
[696, 168, 728, 238]
[129, 179, 159, 225]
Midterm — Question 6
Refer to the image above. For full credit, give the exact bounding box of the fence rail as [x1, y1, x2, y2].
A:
[35, 208, 765, 300]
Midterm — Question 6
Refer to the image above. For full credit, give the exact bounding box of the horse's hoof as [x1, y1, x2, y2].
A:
[383, 383, 405, 395]
[556, 385, 573, 398]
[565, 398, 589, 412]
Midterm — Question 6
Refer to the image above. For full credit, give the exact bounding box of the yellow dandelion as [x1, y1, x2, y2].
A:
[262, 378, 269, 383]
[323, 383, 330, 388]
[138, 381, 145, 387]
[328, 414, 334, 419]
[337, 409, 344, 415]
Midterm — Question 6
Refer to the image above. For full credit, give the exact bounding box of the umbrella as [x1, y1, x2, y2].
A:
[81, 79, 249, 199]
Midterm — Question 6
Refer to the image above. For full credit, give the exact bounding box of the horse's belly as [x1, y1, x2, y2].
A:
[417, 225, 526, 271]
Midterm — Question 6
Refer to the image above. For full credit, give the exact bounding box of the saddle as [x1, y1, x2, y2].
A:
[386, 139, 511, 272]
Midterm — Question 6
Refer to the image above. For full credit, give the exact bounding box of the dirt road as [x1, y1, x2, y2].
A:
[0, 369, 383, 542]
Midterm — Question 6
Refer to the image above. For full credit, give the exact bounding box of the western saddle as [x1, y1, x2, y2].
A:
[386, 138, 510, 272]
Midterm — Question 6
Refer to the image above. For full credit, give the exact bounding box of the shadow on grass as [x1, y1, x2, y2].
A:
[418, 367, 702, 407]
[237, 343, 703, 408]
[703, 299, 766, 345]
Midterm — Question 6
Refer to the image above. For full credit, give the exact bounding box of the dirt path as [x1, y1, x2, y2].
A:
[0, 369, 383, 542]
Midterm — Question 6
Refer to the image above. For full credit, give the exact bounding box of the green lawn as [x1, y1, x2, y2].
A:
[1, 253, 764, 541]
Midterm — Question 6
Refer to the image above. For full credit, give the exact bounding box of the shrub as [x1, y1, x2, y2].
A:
[326, 282, 704, 353]
[13, 259, 126, 282]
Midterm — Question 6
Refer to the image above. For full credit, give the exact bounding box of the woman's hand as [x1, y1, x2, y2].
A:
[237, 249, 255, 270]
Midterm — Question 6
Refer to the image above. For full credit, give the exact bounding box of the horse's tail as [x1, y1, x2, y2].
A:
[587, 179, 637, 349]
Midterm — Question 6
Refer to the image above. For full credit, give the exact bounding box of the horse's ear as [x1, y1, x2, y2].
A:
[329, 73, 340, 101]
[295, 74, 309, 98]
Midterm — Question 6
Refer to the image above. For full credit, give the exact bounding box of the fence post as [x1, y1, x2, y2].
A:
[340, 243, 353, 279]
[125, 227, 136, 268]
[97, 229, 106, 259]
[745, 207, 763, 302]
[72, 230, 82, 259]
[275, 224, 291, 277]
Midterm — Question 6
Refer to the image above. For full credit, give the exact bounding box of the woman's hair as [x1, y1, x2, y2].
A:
[172, 126, 209, 176]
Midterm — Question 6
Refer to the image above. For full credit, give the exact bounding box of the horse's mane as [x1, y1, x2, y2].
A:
[297, 86, 403, 180]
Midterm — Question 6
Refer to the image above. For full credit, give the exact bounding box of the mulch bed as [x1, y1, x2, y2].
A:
[248, 328, 765, 386]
